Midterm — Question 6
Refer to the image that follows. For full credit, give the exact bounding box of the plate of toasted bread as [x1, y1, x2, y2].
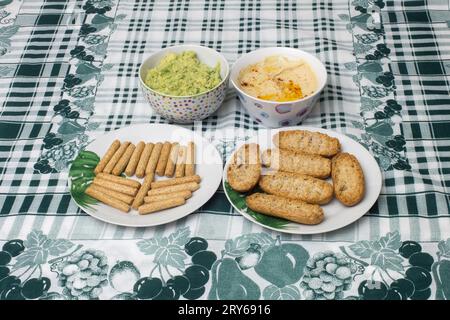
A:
[223, 127, 382, 234]
[68, 124, 223, 227]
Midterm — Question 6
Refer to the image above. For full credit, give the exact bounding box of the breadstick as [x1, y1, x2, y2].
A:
[103, 141, 130, 174]
[146, 142, 163, 175]
[94, 140, 120, 174]
[85, 185, 130, 213]
[175, 145, 187, 178]
[125, 141, 145, 176]
[164, 143, 179, 177]
[185, 141, 195, 176]
[144, 190, 192, 203]
[112, 143, 135, 176]
[138, 197, 186, 215]
[96, 172, 141, 189]
[151, 175, 201, 189]
[147, 182, 199, 196]
[136, 143, 154, 178]
[89, 184, 134, 205]
[156, 142, 172, 176]
[131, 172, 154, 209]
[92, 177, 137, 196]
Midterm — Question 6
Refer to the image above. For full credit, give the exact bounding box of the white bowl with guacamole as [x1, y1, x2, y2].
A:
[139, 45, 230, 123]
[230, 47, 327, 128]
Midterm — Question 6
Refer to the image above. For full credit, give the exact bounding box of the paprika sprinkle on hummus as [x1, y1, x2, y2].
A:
[238, 55, 318, 102]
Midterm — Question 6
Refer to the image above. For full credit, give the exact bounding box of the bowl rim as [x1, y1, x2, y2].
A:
[138, 44, 230, 99]
[230, 47, 328, 105]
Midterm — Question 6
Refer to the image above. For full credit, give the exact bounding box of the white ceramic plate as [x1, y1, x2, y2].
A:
[223, 126, 382, 234]
[69, 124, 223, 227]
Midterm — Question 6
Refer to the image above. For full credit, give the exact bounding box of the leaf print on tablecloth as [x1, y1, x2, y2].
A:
[338, 14, 350, 21]
[377, 231, 402, 251]
[360, 96, 383, 112]
[354, 43, 373, 54]
[87, 42, 107, 56]
[349, 240, 376, 259]
[86, 121, 100, 131]
[137, 237, 164, 255]
[437, 239, 450, 258]
[224, 233, 276, 258]
[14, 248, 48, 269]
[0, 24, 18, 55]
[245, 233, 276, 251]
[344, 62, 358, 71]
[14, 231, 75, 269]
[45, 239, 76, 257]
[137, 227, 190, 269]
[0, 65, 14, 77]
[224, 236, 250, 257]
[347, 231, 404, 272]
[73, 97, 95, 112]
[154, 245, 187, 269]
[371, 248, 404, 272]
[351, 120, 365, 130]
[168, 227, 190, 247]
[352, 0, 370, 7]
[263, 284, 300, 300]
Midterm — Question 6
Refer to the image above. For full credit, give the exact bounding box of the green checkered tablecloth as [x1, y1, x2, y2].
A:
[0, 0, 449, 301]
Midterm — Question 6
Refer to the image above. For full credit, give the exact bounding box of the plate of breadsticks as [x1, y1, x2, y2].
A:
[223, 127, 382, 234]
[68, 123, 223, 227]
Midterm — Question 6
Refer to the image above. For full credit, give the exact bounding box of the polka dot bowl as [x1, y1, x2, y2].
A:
[230, 47, 327, 128]
[139, 45, 230, 123]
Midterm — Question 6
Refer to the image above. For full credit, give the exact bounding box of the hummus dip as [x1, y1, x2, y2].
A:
[238, 55, 317, 102]
[145, 51, 221, 96]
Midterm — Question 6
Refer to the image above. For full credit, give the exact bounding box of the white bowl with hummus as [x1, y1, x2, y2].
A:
[139, 45, 230, 123]
[230, 48, 327, 128]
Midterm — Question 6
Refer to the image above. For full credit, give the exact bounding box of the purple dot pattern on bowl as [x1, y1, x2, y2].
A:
[255, 103, 264, 109]
[279, 120, 291, 126]
[260, 112, 269, 118]
[275, 104, 292, 114]
[296, 108, 308, 118]
[140, 80, 227, 123]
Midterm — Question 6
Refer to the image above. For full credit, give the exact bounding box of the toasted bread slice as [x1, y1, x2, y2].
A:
[261, 148, 331, 179]
[246, 193, 324, 225]
[332, 153, 365, 206]
[259, 171, 333, 204]
[227, 143, 261, 192]
[273, 130, 340, 157]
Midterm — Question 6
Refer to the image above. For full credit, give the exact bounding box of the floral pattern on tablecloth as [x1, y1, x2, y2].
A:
[1, 228, 449, 300]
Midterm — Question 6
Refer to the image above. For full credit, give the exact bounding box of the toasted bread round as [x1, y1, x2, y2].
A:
[259, 171, 333, 204]
[261, 148, 331, 178]
[227, 143, 261, 192]
[246, 193, 324, 225]
[332, 153, 365, 206]
[273, 130, 341, 157]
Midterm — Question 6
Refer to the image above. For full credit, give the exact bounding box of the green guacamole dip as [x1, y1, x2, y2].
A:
[145, 51, 222, 96]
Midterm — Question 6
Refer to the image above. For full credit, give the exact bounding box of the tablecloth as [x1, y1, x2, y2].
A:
[0, 0, 449, 301]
